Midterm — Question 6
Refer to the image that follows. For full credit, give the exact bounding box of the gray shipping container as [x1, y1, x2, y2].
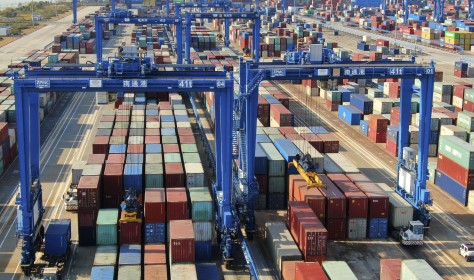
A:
[259, 143, 286, 176]
[265, 222, 302, 276]
[401, 259, 443, 280]
[323, 155, 343, 174]
[347, 218, 367, 240]
[325, 153, 360, 174]
[117, 265, 141, 280]
[93, 246, 117, 267]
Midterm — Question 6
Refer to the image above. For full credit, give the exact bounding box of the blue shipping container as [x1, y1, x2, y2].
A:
[91, 266, 115, 280]
[196, 263, 221, 280]
[146, 109, 159, 116]
[45, 219, 71, 256]
[350, 94, 373, 115]
[161, 128, 176, 136]
[110, 144, 127, 154]
[387, 126, 399, 142]
[124, 164, 143, 192]
[119, 244, 142, 265]
[146, 144, 162, 154]
[360, 120, 369, 136]
[175, 115, 189, 122]
[435, 169, 468, 206]
[367, 218, 388, 238]
[195, 241, 212, 262]
[274, 139, 302, 174]
[256, 134, 272, 143]
[338, 105, 362, 125]
[144, 223, 166, 243]
[254, 144, 268, 175]
[161, 115, 175, 122]
[339, 88, 352, 102]
[126, 154, 144, 164]
[309, 126, 329, 134]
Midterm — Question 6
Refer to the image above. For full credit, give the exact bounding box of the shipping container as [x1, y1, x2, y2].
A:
[326, 218, 346, 240]
[196, 263, 220, 280]
[295, 262, 328, 280]
[322, 261, 358, 280]
[292, 177, 326, 220]
[282, 260, 302, 280]
[328, 174, 368, 218]
[119, 212, 142, 245]
[434, 169, 468, 205]
[78, 176, 101, 209]
[144, 244, 166, 265]
[259, 142, 286, 176]
[318, 175, 347, 219]
[274, 139, 302, 174]
[44, 219, 71, 257]
[185, 162, 205, 188]
[325, 153, 360, 174]
[118, 265, 141, 280]
[265, 222, 303, 276]
[166, 188, 189, 220]
[347, 174, 389, 218]
[119, 244, 141, 265]
[367, 218, 388, 238]
[169, 220, 195, 263]
[195, 240, 212, 261]
[144, 223, 166, 244]
[171, 264, 198, 280]
[165, 162, 185, 188]
[93, 246, 117, 267]
[380, 259, 401, 280]
[96, 209, 119, 245]
[91, 266, 115, 280]
[189, 187, 213, 222]
[145, 188, 166, 223]
[144, 265, 168, 280]
[377, 183, 414, 228]
[401, 259, 443, 280]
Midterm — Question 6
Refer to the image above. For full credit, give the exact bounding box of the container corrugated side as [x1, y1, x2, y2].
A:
[119, 244, 141, 265]
[295, 262, 329, 280]
[347, 218, 367, 239]
[189, 187, 213, 221]
[274, 139, 302, 174]
[380, 259, 401, 280]
[91, 266, 115, 280]
[145, 163, 164, 188]
[93, 246, 117, 266]
[117, 265, 141, 280]
[169, 220, 195, 263]
[193, 221, 212, 241]
[265, 222, 303, 275]
[377, 183, 414, 228]
[401, 259, 443, 280]
[144, 265, 168, 280]
[196, 263, 220, 280]
[322, 261, 358, 280]
[96, 209, 119, 245]
[171, 263, 198, 280]
[259, 142, 286, 176]
[438, 135, 474, 169]
[185, 162, 205, 188]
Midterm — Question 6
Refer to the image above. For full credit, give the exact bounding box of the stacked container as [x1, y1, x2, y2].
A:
[318, 175, 347, 240]
[144, 188, 166, 244]
[259, 142, 287, 209]
[189, 188, 213, 261]
[118, 244, 141, 279]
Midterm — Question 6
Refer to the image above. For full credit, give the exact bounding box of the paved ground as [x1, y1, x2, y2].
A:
[0, 6, 99, 68]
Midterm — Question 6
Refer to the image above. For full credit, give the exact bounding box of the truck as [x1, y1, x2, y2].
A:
[459, 243, 474, 261]
[397, 220, 424, 246]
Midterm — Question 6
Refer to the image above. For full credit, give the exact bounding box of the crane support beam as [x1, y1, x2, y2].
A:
[185, 12, 260, 62]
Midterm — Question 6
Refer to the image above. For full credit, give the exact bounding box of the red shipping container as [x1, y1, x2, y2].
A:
[128, 144, 144, 154]
[78, 208, 98, 227]
[144, 188, 166, 223]
[145, 128, 160, 136]
[388, 82, 400, 98]
[299, 219, 328, 259]
[166, 188, 188, 220]
[380, 259, 402, 280]
[369, 114, 390, 133]
[107, 153, 125, 164]
[179, 135, 196, 144]
[437, 153, 474, 188]
[145, 135, 161, 144]
[101, 115, 115, 122]
[165, 163, 185, 188]
[178, 127, 193, 136]
[102, 193, 122, 209]
[300, 134, 324, 153]
[453, 85, 471, 98]
[93, 136, 110, 154]
[368, 130, 387, 143]
[258, 95, 271, 127]
[87, 154, 106, 165]
[293, 179, 326, 221]
[295, 262, 328, 280]
[317, 175, 346, 219]
[169, 220, 195, 263]
[292, 210, 316, 245]
[282, 260, 303, 280]
[285, 134, 304, 141]
[328, 174, 368, 218]
[270, 104, 294, 126]
[326, 218, 346, 240]
[78, 176, 101, 209]
[163, 144, 180, 153]
[279, 127, 297, 135]
[435, 71, 443, 82]
[386, 138, 398, 157]
[347, 174, 389, 218]
[287, 201, 311, 235]
[464, 100, 474, 113]
[103, 164, 124, 194]
[119, 212, 142, 244]
[144, 244, 167, 265]
[318, 134, 339, 153]
[115, 115, 129, 122]
[273, 93, 290, 109]
[256, 174, 268, 194]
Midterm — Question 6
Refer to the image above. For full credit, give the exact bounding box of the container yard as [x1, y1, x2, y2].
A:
[1, 0, 474, 279]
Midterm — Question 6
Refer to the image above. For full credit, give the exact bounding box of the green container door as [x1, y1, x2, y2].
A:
[189, 188, 213, 222]
[439, 135, 474, 169]
[145, 163, 164, 188]
[96, 209, 119, 245]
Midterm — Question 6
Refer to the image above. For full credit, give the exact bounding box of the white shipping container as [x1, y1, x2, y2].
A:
[453, 95, 464, 109]
[0, 110, 6, 122]
[177, 122, 191, 128]
[377, 183, 414, 228]
[171, 264, 197, 280]
[373, 98, 393, 114]
[401, 259, 443, 280]
[193, 221, 212, 241]
[185, 162, 205, 188]
[8, 128, 15, 146]
[440, 125, 468, 141]
[323, 154, 343, 174]
[326, 153, 360, 174]
[265, 222, 302, 275]
[322, 261, 358, 280]
[409, 125, 419, 144]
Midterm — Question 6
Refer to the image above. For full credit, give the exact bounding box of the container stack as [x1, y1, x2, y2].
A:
[259, 142, 287, 209]
[169, 220, 196, 278]
[91, 246, 117, 280]
[322, 261, 358, 280]
[189, 188, 213, 261]
[318, 175, 347, 240]
[118, 244, 142, 279]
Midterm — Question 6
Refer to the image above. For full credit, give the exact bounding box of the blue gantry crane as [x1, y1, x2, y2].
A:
[470, 0, 474, 21]
[433, 0, 445, 23]
[185, 12, 261, 62]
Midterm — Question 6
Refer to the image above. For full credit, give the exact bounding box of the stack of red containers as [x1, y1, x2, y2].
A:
[300, 134, 324, 153]
[317, 134, 339, 153]
[388, 82, 400, 98]
[169, 220, 195, 263]
[166, 188, 189, 221]
[292, 176, 326, 224]
[368, 114, 390, 143]
[258, 95, 270, 126]
[318, 175, 347, 240]
[270, 104, 294, 127]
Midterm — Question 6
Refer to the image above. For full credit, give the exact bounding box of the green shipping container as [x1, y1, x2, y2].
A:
[470, 133, 474, 146]
[145, 163, 164, 188]
[322, 261, 358, 280]
[401, 259, 443, 280]
[465, 89, 474, 103]
[189, 188, 213, 222]
[99, 122, 114, 129]
[181, 144, 198, 153]
[457, 111, 474, 132]
[183, 153, 201, 163]
[268, 177, 285, 194]
[96, 209, 119, 245]
[164, 153, 181, 163]
[438, 135, 474, 169]
[114, 122, 129, 129]
[162, 136, 178, 144]
[93, 246, 118, 266]
[146, 154, 162, 164]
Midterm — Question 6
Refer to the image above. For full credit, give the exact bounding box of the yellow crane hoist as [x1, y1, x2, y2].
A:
[289, 154, 326, 189]
[242, 48, 251, 58]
